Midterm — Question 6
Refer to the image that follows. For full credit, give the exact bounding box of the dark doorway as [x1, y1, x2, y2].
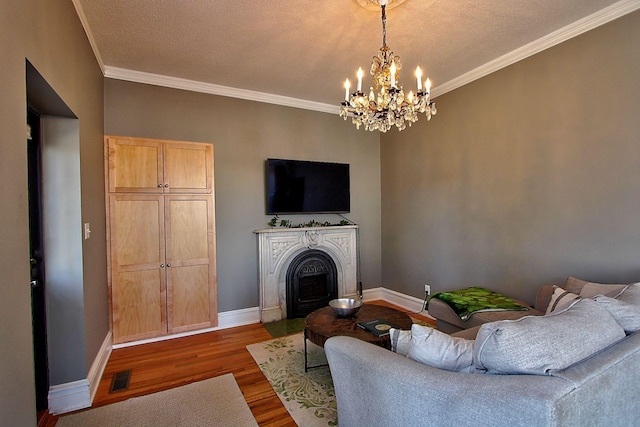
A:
[286, 250, 338, 318]
[27, 107, 49, 412]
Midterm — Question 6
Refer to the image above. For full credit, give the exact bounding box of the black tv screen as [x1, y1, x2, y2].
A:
[266, 158, 350, 214]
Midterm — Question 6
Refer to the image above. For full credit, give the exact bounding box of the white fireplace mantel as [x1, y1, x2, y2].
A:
[254, 225, 359, 322]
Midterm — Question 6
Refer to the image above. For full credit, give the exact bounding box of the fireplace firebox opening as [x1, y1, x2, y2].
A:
[286, 249, 338, 318]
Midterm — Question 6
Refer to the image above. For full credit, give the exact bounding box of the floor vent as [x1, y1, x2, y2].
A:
[109, 370, 132, 393]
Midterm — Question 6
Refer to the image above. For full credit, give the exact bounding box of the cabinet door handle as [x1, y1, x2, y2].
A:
[160, 264, 165, 268]
[157, 183, 163, 188]
[166, 263, 171, 268]
[164, 183, 169, 188]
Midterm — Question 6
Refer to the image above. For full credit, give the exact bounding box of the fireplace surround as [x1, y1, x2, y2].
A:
[255, 225, 359, 322]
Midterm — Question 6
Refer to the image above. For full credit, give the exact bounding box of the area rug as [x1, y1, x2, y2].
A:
[56, 373, 257, 427]
[247, 333, 337, 427]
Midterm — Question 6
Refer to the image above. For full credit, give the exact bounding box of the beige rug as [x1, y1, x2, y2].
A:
[247, 333, 337, 427]
[57, 373, 257, 427]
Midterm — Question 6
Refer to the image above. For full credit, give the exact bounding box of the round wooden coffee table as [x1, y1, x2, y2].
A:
[304, 304, 412, 371]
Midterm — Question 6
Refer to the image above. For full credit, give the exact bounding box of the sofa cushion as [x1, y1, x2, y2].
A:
[389, 328, 412, 356]
[593, 295, 640, 334]
[473, 299, 626, 375]
[565, 276, 628, 297]
[406, 324, 474, 373]
[546, 285, 580, 314]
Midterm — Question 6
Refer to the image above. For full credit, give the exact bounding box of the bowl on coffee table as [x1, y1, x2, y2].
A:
[329, 298, 363, 317]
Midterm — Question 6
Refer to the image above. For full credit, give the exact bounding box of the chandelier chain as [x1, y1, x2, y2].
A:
[381, 4, 387, 47]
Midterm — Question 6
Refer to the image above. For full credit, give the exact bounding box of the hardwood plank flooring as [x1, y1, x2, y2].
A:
[47, 301, 434, 426]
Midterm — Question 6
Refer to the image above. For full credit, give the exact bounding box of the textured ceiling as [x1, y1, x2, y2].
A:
[75, 0, 632, 107]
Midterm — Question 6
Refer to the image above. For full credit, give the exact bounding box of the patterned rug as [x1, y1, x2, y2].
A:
[247, 333, 337, 427]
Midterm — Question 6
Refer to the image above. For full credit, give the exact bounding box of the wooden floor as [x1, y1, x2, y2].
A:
[46, 301, 434, 426]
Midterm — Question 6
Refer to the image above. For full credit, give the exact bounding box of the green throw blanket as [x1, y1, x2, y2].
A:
[428, 286, 528, 321]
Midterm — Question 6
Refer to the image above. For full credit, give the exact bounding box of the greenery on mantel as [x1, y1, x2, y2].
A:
[268, 215, 351, 228]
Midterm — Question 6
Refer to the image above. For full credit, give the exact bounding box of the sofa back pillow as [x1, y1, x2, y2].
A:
[565, 276, 628, 297]
[407, 324, 475, 373]
[474, 299, 626, 375]
[546, 285, 580, 314]
[593, 295, 640, 334]
[618, 283, 640, 305]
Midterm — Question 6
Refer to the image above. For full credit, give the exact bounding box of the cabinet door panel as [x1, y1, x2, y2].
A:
[107, 137, 163, 193]
[166, 195, 217, 333]
[163, 142, 213, 193]
[109, 195, 167, 343]
[168, 265, 210, 332]
[167, 199, 209, 261]
[112, 196, 164, 267]
[113, 269, 166, 342]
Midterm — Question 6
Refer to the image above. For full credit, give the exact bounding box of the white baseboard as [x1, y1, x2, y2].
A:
[113, 306, 260, 349]
[363, 287, 435, 320]
[48, 379, 91, 415]
[88, 331, 112, 402]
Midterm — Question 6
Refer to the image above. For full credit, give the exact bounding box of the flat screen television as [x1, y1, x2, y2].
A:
[265, 158, 350, 214]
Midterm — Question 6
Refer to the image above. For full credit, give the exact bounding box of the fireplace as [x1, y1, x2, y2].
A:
[286, 249, 338, 318]
[255, 226, 358, 322]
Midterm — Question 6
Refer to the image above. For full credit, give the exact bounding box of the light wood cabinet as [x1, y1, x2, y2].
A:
[105, 136, 217, 344]
[106, 136, 213, 194]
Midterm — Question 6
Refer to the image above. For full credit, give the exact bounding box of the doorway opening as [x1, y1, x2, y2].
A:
[27, 107, 49, 412]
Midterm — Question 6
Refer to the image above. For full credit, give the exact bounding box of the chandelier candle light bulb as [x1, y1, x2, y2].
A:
[339, 0, 437, 132]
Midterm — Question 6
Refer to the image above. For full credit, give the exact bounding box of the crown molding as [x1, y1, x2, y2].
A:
[433, 0, 640, 97]
[79, 0, 640, 113]
[104, 66, 339, 115]
[71, 0, 105, 74]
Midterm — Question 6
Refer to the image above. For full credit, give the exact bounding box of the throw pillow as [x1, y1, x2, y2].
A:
[618, 283, 640, 305]
[565, 276, 628, 298]
[407, 324, 474, 373]
[546, 285, 580, 314]
[593, 295, 640, 334]
[473, 298, 626, 375]
[389, 328, 411, 356]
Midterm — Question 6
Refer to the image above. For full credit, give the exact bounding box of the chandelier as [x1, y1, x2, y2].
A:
[339, 0, 437, 132]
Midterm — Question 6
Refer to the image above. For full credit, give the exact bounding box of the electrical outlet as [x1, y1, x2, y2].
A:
[424, 284, 431, 295]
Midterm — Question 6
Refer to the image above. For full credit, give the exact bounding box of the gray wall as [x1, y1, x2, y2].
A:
[0, 0, 107, 424]
[104, 80, 382, 312]
[41, 117, 87, 385]
[381, 10, 640, 304]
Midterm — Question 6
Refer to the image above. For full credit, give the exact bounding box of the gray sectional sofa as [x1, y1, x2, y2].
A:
[325, 279, 640, 426]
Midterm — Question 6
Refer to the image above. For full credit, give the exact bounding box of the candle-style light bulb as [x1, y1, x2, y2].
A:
[415, 67, 422, 91]
[357, 67, 364, 92]
[426, 78, 431, 94]
[344, 79, 351, 101]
